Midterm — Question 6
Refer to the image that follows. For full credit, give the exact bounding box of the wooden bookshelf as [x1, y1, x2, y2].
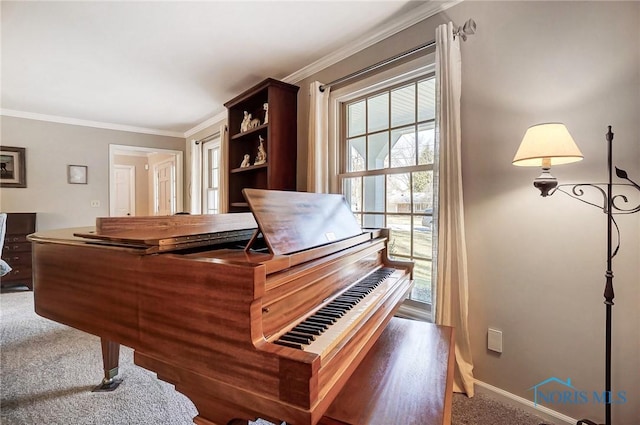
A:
[224, 78, 299, 213]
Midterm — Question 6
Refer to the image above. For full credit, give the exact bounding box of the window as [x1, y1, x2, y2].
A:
[202, 137, 221, 214]
[339, 74, 436, 309]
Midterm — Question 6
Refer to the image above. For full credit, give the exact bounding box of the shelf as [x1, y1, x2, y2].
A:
[225, 78, 299, 213]
[231, 123, 268, 140]
[231, 163, 268, 173]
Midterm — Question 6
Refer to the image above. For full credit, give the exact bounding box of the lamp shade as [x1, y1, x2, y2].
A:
[512, 123, 584, 167]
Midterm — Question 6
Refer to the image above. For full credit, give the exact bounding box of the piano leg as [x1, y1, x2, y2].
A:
[92, 339, 122, 392]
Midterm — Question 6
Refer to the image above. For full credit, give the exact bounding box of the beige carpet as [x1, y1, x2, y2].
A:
[1, 288, 555, 425]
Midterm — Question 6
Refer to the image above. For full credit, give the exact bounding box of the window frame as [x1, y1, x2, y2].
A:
[201, 136, 221, 215]
[327, 54, 436, 321]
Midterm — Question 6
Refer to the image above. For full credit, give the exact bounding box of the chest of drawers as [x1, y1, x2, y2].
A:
[2, 213, 36, 290]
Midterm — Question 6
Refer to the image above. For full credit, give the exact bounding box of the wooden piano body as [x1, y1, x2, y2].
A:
[29, 190, 414, 425]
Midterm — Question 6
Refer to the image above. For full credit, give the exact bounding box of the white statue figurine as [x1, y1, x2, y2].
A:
[240, 154, 251, 168]
[240, 111, 250, 133]
[263, 103, 269, 124]
[248, 115, 260, 130]
[254, 136, 267, 165]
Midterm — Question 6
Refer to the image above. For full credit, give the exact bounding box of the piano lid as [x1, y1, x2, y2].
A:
[243, 189, 363, 256]
[73, 213, 257, 252]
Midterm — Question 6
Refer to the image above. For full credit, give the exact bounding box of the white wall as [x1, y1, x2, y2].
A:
[297, 1, 639, 423]
[456, 2, 639, 423]
[0, 116, 185, 230]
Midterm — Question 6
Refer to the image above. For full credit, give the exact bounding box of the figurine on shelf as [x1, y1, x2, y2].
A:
[263, 103, 269, 124]
[240, 111, 251, 133]
[254, 136, 267, 165]
[248, 115, 261, 130]
[240, 154, 251, 168]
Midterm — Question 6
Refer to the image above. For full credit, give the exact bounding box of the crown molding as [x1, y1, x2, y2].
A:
[0, 109, 184, 139]
[184, 109, 227, 139]
[5, 1, 462, 139]
[186, 0, 462, 136]
[281, 0, 462, 84]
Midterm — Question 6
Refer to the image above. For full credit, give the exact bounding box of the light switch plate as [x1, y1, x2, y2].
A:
[488, 328, 503, 353]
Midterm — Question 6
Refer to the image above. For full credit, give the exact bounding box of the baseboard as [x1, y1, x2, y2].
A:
[474, 380, 577, 425]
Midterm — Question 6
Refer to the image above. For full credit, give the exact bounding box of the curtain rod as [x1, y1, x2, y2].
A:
[193, 130, 221, 145]
[319, 18, 476, 93]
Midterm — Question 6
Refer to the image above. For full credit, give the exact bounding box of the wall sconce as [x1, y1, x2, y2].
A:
[513, 124, 639, 425]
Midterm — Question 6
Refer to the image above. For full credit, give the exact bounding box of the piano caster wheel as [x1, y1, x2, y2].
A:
[92, 377, 122, 392]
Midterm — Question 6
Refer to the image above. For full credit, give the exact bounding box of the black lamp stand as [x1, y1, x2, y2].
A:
[537, 126, 639, 425]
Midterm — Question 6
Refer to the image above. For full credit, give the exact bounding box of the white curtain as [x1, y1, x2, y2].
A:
[219, 124, 229, 213]
[307, 81, 330, 193]
[189, 139, 202, 214]
[434, 22, 475, 397]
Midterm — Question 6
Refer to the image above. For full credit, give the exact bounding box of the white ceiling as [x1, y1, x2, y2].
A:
[1, 1, 454, 138]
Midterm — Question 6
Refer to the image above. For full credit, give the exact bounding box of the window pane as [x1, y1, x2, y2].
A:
[347, 101, 365, 137]
[390, 126, 416, 168]
[207, 189, 218, 214]
[413, 216, 432, 259]
[212, 147, 220, 166]
[212, 172, 219, 188]
[367, 132, 389, 170]
[417, 122, 435, 165]
[387, 214, 411, 258]
[411, 259, 432, 303]
[367, 93, 388, 132]
[363, 213, 384, 229]
[347, 137, 365, 172]
[363, 175, 385, 212]
[418, 78, 436, 122]
[386, 173, 410, 213]
[391, 84, 415, 127]
[342, 177, 362, 212]
[412, 170, 433, 214]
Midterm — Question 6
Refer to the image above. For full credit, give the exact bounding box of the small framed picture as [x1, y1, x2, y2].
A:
[68, 165, 88, 184]
[0, 146, 27, 188]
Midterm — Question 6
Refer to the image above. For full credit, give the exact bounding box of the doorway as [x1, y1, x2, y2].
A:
[109, 145, 184, 217]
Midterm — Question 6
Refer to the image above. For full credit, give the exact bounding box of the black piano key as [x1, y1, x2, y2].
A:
[280, 334, 313, 345]
[315, 310, 341, 319]
[306, 316, 335, 325]
[328, 301, 352, 309]
[287, 330, 316, 341]
[293, 325, 322, 335]
[336, 296, 359, 304]
[300, 321, 328, 330]
[274, 340, 302, 350]
[320, 307, 345, 316]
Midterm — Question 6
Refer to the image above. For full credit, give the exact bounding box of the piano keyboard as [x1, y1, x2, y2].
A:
[274, 267, 397, 357]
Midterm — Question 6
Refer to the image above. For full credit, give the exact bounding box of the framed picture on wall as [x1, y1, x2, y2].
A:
[0, 146, 27, 188]
[68, 165, 88, 184]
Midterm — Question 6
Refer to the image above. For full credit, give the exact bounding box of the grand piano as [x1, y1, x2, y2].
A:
[29, 189, 414, 425]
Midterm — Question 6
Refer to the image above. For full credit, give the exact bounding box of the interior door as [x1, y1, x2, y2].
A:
[155, 160, 175, 215]
[113, 165, 135, 216]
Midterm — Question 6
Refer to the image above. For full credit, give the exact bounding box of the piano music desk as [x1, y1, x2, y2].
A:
[319, 317, 455, 425]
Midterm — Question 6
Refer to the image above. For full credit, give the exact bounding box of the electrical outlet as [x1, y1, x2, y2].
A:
[90, 200, 100, 208]
[488, 328, 503, 353]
